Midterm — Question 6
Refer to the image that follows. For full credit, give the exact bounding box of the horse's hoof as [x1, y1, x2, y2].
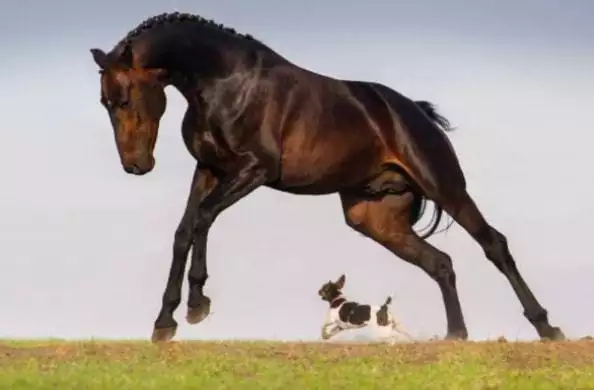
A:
[445, 329, 468, 341]
[186, 296, 211, 325]
[151, 326, 177, 343]
[542, 326, 566, 341]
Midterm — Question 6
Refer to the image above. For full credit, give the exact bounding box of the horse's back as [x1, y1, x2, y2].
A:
[349, 81, 467, 197]
[268, 65, 465, 197]
[270, 71, 386, 193]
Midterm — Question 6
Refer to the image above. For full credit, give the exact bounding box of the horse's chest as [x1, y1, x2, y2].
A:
[181, 108, 235, 168]
[184, 129, 231, 167]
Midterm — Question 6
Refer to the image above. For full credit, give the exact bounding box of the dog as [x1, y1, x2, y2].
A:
[318, 274, 413, 343]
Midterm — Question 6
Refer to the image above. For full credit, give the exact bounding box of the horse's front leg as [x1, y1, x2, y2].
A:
[193, 156, 271, 232]
[186, 157, 271, 321]
[185, 171, 221, 325]
[152, 165, 218, 343]
[152, 155, 271, 342]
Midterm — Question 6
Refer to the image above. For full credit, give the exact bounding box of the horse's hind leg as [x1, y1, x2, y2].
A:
[340, 190, 469, 340]
[442, 191, 565, 340]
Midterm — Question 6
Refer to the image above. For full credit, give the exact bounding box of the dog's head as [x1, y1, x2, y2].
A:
[318, 274, 346, 302]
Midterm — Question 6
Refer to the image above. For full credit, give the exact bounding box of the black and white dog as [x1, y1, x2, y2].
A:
[318, 274, 413, 343]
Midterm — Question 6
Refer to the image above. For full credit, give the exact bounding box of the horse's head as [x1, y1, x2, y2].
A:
[90, 45, 168, 175]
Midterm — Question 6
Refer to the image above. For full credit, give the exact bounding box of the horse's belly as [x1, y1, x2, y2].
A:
[274, 130, 379, 194]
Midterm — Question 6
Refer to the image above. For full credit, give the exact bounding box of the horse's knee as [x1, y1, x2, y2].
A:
[481, 228, 515, 271]
[173, 226, 193, 257]
[427, 252, 456, 286]
[343, 200, 369, 231]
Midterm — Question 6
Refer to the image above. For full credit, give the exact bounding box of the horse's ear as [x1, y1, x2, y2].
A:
[336, 274, 346, 289]
[90, 48, 109, 69]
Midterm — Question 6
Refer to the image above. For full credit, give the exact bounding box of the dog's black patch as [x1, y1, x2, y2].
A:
[338, 302, 371, 325]
[376, 305, 390, 326]
[376, 296, 393, 326]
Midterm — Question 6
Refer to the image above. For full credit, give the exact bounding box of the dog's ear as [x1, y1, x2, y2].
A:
[335, 274, 346, 289]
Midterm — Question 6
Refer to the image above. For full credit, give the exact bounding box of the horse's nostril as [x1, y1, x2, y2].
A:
[124, 164, 142, 174]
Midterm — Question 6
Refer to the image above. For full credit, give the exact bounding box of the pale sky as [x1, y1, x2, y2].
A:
[1, 0, 593, 341]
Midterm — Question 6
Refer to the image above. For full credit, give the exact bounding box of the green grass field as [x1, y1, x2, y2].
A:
[1, 339, 593, 389]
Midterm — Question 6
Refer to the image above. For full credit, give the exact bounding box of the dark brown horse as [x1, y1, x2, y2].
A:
[89, 12, 565, 343]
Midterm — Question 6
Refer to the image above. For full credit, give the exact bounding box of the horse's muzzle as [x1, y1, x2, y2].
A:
[122, 155, 155, 175]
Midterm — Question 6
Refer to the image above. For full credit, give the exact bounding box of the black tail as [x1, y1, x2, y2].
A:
[377, 296, 392, 326]
[414, 100, 456, 132]
[411, 100, 457, 239]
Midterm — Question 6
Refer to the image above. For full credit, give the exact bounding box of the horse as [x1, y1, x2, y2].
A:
[89, 12, 565, 343]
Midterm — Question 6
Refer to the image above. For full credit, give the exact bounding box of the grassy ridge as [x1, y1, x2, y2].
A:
[1, 340, 593, 389]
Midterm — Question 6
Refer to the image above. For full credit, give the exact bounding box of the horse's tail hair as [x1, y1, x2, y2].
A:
[414, 100, 456, 132]
[411, 100, 457, 239]
[411, 196, 455, 240]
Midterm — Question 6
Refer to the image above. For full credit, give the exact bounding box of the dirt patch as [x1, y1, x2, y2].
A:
[0, 343, 58, 359]
[2, 340, 594, 369]
[500, 340, 594, 369]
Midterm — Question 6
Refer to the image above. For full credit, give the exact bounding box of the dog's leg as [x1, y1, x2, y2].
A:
[373, 324, 396, 344]
[391, 319, 414, 341]
[321, 323, 343, 340]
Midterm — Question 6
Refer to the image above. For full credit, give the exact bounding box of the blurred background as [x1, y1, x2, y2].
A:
[0, 0, 592, 341]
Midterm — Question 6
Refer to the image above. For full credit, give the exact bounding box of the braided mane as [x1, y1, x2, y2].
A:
[116, 11, 255, 48]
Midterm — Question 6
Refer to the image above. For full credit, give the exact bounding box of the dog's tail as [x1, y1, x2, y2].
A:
[382, 296, 393, 307]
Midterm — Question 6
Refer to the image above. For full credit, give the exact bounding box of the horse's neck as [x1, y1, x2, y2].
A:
[179, 64, 265, 126]
[167, 42, 252, 97]
[165, 37, 290, 126]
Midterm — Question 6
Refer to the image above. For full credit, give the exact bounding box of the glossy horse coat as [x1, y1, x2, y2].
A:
[90, 12, 565, 342]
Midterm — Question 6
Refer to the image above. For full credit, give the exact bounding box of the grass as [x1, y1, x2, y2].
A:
[1, 339, 594, 389]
